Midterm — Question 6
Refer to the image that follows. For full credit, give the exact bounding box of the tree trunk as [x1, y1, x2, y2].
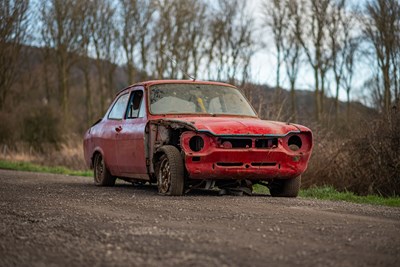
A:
[83, 67, 92, 126]
[43, 54, 51, 104]
[58, 55, 69, 125]
[320, 70, 325, 118]
[140, 38, 147, 73]
[127, 62, 134, 85]
[383, 63, 391, 113]
[96, 60, 105, 114]
[258, 96, 263, 118]
[335, 79, 340, 122]
[276, 45, 281, 89]
[290, 80, 296, 122]
[346, 88, 350, 122]
[314, 67, 320, 121]
[392, 58, 398, 107]
[107, 65, 115, 102]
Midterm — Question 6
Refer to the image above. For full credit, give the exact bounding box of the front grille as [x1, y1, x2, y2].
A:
[255, 138, 278, 149]
[218, 138, 278, 149]
[219, 138, 252, 148]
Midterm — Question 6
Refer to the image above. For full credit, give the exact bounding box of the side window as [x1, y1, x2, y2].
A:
[108, 94, 129, 120]
[127, 90, 144, 119]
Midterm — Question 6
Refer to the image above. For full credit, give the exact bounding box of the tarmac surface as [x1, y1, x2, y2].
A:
[0, 169, 399, 266]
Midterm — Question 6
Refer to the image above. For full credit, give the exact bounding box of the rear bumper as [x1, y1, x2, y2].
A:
[183, 148, 311, 180]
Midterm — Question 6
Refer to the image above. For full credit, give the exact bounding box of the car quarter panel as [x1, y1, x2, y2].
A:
[85, 120, 120, 175]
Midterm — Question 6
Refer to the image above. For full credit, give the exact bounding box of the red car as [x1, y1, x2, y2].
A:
[83, 80, 313, 197]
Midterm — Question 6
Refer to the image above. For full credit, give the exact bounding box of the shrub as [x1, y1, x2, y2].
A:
[0, 113, 16, 144]
[303, 110, 400, 197]
[21, 106, 62, 151]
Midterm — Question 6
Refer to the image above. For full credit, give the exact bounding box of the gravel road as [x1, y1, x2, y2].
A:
[0, 169, 399, 267]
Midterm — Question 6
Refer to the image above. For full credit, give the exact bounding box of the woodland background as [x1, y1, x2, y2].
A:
[0, 0, 399, 196]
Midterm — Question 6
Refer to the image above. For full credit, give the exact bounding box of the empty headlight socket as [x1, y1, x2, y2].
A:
[288, 135, 302, 151]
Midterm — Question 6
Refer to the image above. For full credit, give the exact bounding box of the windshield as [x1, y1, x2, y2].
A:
[149, 83, 256, 116]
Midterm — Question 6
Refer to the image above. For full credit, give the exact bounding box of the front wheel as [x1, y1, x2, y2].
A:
[156, 146, 185, 196]
[269, 176, 301, 197]
[93, 153, 116, 186]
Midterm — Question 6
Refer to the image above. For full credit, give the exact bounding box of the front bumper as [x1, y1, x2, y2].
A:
[183, 147, 311, 180]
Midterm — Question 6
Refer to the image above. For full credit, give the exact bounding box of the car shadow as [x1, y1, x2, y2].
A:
[115, 182, 271, 197]
[68, 179, 271, 197]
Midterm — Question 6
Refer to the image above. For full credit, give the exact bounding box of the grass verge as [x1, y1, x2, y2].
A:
[254, 184, 400, 207]
[299, 186, 400, 207]
[0, 159, 399, 207]
[0, 159, 92, 177]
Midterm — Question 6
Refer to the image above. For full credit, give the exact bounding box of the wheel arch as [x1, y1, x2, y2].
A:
[154, 145, 185, 196]
[91, 147, 105, 169]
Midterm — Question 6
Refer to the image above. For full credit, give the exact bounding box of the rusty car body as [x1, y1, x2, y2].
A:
[83, 80, 313, 197]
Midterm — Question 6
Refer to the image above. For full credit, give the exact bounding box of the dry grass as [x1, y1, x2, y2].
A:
[0, 138, 87, 170]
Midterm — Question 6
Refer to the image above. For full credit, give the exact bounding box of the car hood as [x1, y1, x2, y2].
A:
[155, 117, 303, 136]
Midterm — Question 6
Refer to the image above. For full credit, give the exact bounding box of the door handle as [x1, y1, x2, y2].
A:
[115, 126, 122, 132]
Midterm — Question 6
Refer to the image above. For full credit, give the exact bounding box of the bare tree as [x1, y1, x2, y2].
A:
[206, 0, 228, 80]
[0, 0, 29, 110]
[136, 0, 155, 78]
[77, 1, 93, 125]
[40, 0, 84, 121]
[174, 0, 207, 79]
[327, 0, 356, 120]
[208, 0, 255, 84]
[151, 0, 173, 79]
[91, 0, 119, 113]
[262, 0, 287, 89]
[296, 0, 332, 121]
[151, 0, 208, 79]
[362, 0, 400, 113]
[282, 0, 303, 121]
[121, 0, 154, 83]
[343, 38, 358, 120]
[40, 33, 53, 104]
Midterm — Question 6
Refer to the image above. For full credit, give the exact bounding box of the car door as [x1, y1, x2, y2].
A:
[115, 88, 148, 179]
[102, 92, 130, 175]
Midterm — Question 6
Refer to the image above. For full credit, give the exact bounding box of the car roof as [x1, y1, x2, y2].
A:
[117, 80, 236, 95]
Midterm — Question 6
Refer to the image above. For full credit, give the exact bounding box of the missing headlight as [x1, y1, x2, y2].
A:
[189, 136, 204, 152]
[288, 135, 302, 151]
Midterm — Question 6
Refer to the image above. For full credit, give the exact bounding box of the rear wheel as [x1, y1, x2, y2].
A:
[269, 176, 301, 197]
[93, 153, 116, 186]
[156, 146, 185, 196]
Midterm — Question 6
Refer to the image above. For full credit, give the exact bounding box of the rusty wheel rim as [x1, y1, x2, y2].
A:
[94, 156, 104, 184]
[158, 157, 171, 194]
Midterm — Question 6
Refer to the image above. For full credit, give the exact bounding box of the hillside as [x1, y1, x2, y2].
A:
[0, 44, 375, 146]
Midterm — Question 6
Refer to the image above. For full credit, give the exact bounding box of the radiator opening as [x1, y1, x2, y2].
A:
[219, 138, 252, 148]
[255, 138, 278, 148]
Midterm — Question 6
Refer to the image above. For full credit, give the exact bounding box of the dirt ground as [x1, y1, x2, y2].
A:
[0, 169, 399, 267]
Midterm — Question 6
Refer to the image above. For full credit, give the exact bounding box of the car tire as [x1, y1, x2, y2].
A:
[93, 153, 116, 186]
[156, 146, 185, 196]
[269, 176, 301, 197]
